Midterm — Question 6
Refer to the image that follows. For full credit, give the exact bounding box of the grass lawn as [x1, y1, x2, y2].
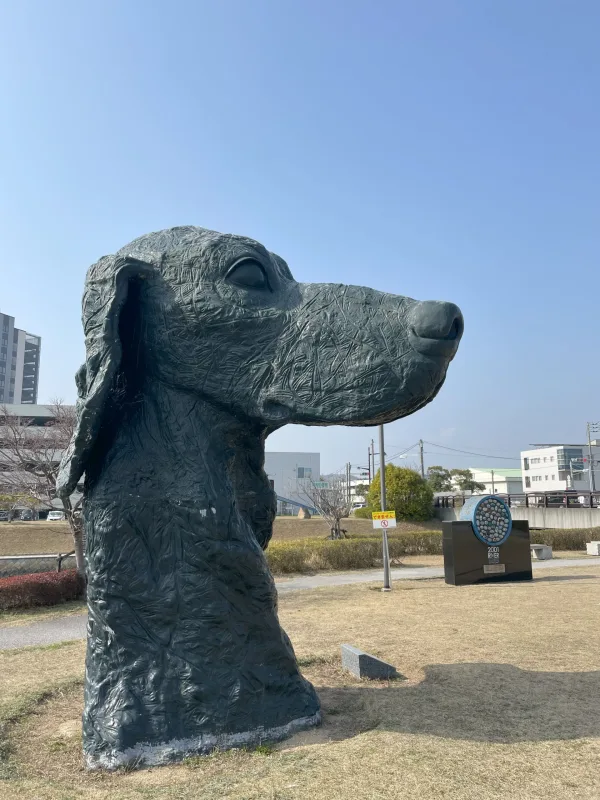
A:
[0, 518, 444, 555]
[0, 521, 74, 556]
[273, 516, 442, 541]
[1, 564, 600, 799]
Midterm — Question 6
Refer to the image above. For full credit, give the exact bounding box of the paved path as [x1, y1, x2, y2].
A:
[1, 557, 598, 651]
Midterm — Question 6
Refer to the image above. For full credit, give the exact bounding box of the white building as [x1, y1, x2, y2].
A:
[264, 451, 320, 510]
[349, 477, 368, 506]
[520, 444, 600, 492]
[467, 468, 523, 495]
[0, 312, 41, 404]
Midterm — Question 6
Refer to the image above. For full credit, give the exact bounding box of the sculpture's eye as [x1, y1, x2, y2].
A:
[226, 259, 270, 291]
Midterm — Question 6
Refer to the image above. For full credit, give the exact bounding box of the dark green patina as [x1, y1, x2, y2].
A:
[57, 226, 463, 769]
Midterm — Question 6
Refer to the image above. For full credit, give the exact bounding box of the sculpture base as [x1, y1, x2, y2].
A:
[442, 520, 532, 586]
[85, 711, 322, 771]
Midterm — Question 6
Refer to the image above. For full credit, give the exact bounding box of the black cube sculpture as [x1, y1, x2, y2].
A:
[442, 496, 532, 586]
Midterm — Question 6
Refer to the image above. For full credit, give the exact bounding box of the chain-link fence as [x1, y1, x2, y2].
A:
[0, 553, 76, 578]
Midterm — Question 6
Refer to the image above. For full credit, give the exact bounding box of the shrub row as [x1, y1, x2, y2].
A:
[529, 528, 592, 551]
[266, 527, 593, 574]
[266, 532, 443, 574]
[0, 569, 85, 611]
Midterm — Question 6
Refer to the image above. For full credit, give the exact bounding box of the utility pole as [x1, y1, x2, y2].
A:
[367, 448, 371, 483]
[586, 422, 600, 493]
[379, 424, 391, 591]
[346, 462, 351, 503]
[419, 439, 425, 479]
[371, 438, 375, 481]
[491, 469, 495, 494]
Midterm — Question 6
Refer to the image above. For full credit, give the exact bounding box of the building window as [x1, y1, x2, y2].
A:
[297, 467, 312, 479]
[523, 458, 529, 470]
[550, 456, 554, 462]
[545, 475, 549, 480]
[525, 477, 531, 488]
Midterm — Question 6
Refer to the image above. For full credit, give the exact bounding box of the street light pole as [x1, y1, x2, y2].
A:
[379, 424, 391, 591]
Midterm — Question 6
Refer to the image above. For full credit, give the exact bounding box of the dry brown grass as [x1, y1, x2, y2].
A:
[0, 518, 442, 556]
[0, 521, 73, 555]
[0, 599, 86, 628]
[273, 516, 442, 541]
[2, 564, 600, 798]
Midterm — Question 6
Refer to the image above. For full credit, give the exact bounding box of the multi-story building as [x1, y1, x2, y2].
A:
[0, 312, 41, 404]
[264, 451, 321, 512]
[520, 444, 600, 492]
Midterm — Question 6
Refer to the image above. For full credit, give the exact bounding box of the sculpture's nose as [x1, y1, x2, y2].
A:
[407, 301, 464, 359]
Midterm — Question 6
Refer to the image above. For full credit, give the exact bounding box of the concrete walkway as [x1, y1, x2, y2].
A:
[1, 557, 598, 651]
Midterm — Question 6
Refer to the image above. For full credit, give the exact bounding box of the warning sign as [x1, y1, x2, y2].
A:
[372, 511, 397, 529]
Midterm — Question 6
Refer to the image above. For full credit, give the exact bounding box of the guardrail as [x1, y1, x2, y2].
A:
[435, 492, 600, 510]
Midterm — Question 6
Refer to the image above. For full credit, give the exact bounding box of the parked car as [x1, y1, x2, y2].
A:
[16, 509, 36, 521]
[47, 510, 66, 521]
[0, 510, 10, 522]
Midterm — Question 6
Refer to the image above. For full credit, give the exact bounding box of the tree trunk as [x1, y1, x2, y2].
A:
[72, 526, 86, 576]
[62, 499, 86, 577]
[328, 520, 347, 540]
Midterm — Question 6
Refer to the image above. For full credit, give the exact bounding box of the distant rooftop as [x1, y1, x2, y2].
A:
[0, 404, 58, 419]
[470, 468, 522, 478]
[528, 444, 588, 449]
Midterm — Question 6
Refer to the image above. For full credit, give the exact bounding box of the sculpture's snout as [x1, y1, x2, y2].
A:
[407, 301, 464, 359]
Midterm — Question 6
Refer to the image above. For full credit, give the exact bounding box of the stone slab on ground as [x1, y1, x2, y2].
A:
[341, 644, 399, 679]
[531, 544, 553, 560]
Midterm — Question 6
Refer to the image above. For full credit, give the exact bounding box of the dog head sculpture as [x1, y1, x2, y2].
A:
[58, 225, 462, 496]
[56, 225, 463, 769]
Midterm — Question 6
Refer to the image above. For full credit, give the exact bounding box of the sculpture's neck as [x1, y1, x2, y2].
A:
[104, 384, 254, 499]
[90, 382, 275, 546]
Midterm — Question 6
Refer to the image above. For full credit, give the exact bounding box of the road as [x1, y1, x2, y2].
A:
[1, 556, 598, 651]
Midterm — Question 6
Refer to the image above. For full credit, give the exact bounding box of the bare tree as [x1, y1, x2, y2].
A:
[0, 402, 85, 574]
[297, 477, 352, 539]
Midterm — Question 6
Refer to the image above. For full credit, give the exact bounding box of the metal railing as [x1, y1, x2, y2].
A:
[435, 491, 600, 510]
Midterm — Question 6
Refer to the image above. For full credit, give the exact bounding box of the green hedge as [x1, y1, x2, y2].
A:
[265, 527, 592, 574]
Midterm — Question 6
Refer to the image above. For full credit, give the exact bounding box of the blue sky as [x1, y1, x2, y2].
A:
[1, 1, 599, 474]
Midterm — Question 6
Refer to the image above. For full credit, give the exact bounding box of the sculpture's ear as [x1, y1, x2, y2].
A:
[57, 253, 159, 498]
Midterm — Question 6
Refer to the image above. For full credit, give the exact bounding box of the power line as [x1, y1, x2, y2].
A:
[386, 443, 421, 463]
[424, 450, 519, 461]
[423, 440, 519, 461]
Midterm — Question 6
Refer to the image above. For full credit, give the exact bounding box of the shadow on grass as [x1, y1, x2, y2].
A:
[532, 574, 599, 583]
[313, 662, 600, 744]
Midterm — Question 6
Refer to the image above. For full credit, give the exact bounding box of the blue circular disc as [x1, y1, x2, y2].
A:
[458, 495, 512, 546]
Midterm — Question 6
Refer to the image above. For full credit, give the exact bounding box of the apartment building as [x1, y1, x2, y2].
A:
[0, 312, 41, 404]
